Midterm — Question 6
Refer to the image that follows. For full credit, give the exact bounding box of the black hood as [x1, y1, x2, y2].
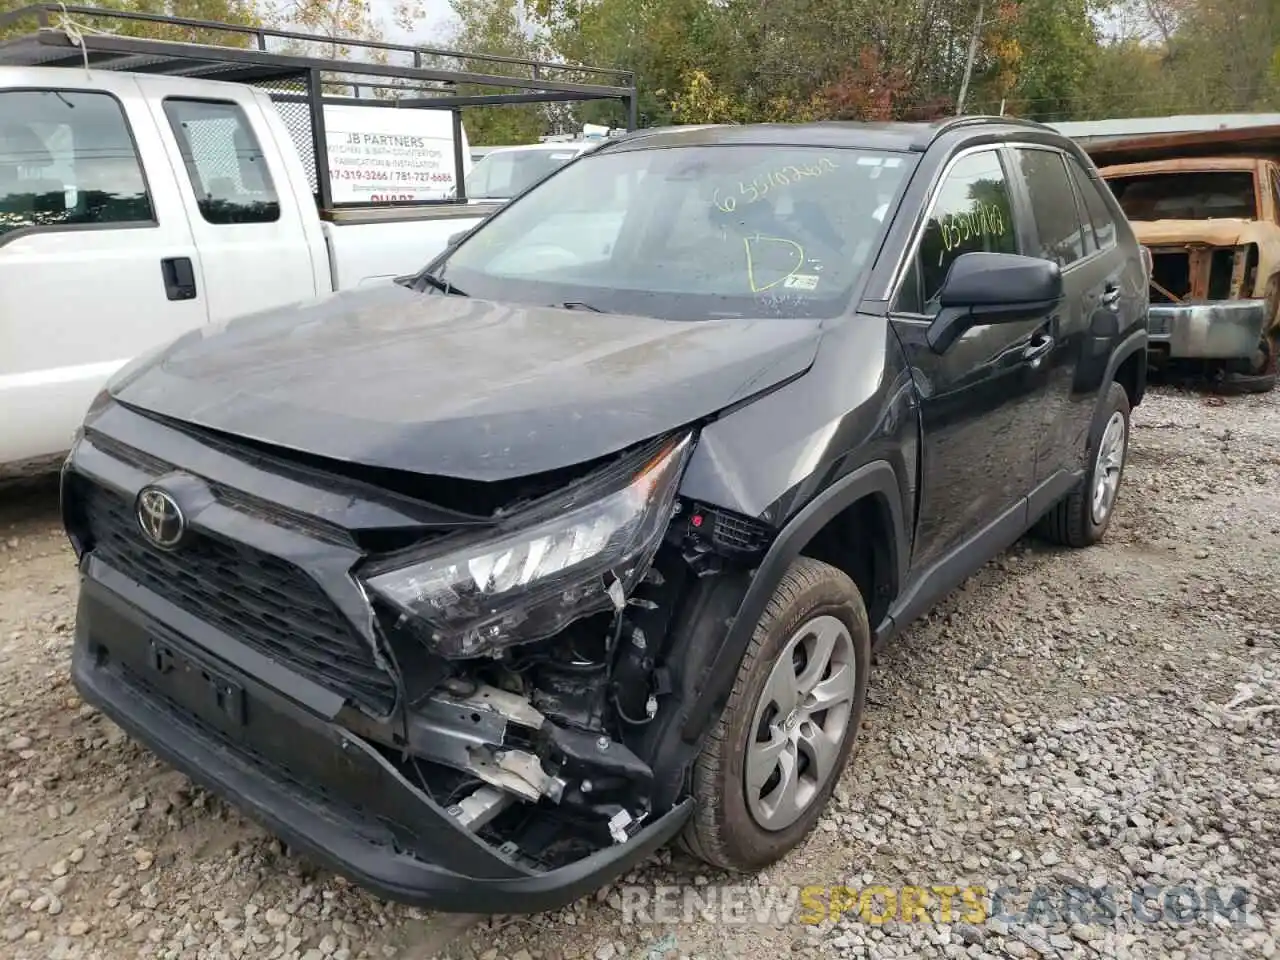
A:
[111, 283, 824, 481]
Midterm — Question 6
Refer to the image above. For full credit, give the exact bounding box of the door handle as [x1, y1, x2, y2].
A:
[1101, 284, 1121, 309]
[1024, 332, 1054, 364]
[161, 257, 198, 301]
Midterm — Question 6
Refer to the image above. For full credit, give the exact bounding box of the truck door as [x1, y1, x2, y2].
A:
[0, 76, 205, 468]
[142, 88, 321, 323]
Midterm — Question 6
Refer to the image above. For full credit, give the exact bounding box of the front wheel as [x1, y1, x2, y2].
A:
[1036, 380, 1131, 548]
[679, 557, 870, 872]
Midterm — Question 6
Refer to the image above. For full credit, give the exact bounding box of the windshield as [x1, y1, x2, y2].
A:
[436, 144, 914, 320]
[465, 148, 580, 199]
[1105, 171, 1257, 221]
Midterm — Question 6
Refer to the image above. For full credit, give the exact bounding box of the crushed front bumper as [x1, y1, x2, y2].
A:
[1147, 298, 1268, 360]
[71, 560, 692, 914]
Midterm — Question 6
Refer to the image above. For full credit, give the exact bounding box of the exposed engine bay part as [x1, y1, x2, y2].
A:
[446, 785, 514, 831]
[482, 748, 566, 803]
[379, 505, 776, 842]
[435, 679, 545, 730]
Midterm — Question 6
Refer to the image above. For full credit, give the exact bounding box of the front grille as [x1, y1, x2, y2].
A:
[79, 482, 396, 715]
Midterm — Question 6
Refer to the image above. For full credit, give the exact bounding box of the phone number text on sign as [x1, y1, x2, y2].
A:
[328, 129, 455, 202]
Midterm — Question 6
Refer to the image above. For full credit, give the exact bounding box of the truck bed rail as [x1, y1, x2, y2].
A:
[0, 3, 637, 209]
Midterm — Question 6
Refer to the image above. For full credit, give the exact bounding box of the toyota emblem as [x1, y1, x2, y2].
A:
[136, 487, 186, 549]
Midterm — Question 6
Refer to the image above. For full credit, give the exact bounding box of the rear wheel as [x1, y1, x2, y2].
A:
[679, 557, 870, 872]
[1036, 380, 1130, 548]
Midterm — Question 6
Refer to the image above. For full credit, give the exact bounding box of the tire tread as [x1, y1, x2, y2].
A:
[1035, 380, 1130, 549]
[677, 557, 866, 870]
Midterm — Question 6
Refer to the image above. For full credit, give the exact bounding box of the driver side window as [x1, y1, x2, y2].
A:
[897, 150, 1018, 314]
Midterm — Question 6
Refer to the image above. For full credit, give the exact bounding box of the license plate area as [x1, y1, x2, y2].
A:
[148, 638, 247, 731]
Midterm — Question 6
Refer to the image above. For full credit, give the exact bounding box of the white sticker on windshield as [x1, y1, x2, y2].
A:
[550, 153, 575, 160]
[784, 274, 820, 290]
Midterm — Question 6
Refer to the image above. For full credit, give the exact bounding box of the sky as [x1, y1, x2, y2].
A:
[374, 0, 458, 44]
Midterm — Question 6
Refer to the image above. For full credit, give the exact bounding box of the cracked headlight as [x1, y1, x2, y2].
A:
[363, 433, 693, 659]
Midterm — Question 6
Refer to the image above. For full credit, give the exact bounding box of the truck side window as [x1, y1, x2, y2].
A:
[1066, 156, 1117, 251]
[0, 89, 153, 239]
[163, 99, 281, 225]
[1015, 148, 1088, 267]
[897, 149, 1017, 314]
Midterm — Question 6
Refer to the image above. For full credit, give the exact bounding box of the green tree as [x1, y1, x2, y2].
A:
[0, 0, 265, 45]
[444, 0, 548, 145]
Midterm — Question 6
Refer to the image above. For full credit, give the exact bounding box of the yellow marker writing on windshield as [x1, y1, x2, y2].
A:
[744, 234, 805, 293]
[713, 157, 839, 214]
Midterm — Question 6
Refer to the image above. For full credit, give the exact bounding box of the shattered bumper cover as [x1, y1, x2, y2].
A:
[71, 563, 692, 914]
[1147, 298, 1267, 360]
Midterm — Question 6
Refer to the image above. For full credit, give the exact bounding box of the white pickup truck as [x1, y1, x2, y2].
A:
[0, 4, 636, 478]
[0, 67, 501, 478]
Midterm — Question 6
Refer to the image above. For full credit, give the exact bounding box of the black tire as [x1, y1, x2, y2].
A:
[1214, 371, 1278, 396]
[678, 557, 871, 872]
[1217, 330, 1279, 394]
[1036, 380, 1131, 548]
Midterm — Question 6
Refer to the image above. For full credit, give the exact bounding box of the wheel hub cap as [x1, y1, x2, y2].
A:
[1090, 410, 1127, 526]
[744, 614, 857, 832]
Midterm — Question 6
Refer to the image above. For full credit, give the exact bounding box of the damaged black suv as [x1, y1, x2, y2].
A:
[62, 117, 1148, 913]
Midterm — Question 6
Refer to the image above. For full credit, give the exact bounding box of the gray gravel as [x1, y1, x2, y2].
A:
[1, 383, 1277, 960]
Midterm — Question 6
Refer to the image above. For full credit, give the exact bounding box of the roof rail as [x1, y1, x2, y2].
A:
[911, 113, 1056, 150]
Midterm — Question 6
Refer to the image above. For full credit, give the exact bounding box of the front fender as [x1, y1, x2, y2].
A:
[677, 458, 906, 743]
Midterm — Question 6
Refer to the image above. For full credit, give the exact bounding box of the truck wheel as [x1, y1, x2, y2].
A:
[679, 557, 870, 872]
[1036, 380, 1130, 548]
[1216, 332, 1277, 395]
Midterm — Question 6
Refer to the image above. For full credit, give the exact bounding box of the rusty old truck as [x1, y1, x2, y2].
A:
[1065, 119, 1280, 393]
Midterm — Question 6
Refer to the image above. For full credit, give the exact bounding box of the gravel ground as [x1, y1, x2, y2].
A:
[1, 383, 1277, 960]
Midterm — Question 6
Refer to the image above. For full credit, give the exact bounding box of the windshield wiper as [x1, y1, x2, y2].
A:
[414, 272, 466, 296]
[558, 301, 607, 313]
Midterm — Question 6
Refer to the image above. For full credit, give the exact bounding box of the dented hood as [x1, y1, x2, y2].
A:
[109, 283, 823, 481]
[1124, 218, 1274, 248]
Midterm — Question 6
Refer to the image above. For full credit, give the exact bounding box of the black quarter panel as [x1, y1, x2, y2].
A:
[678, 313, 918, 544]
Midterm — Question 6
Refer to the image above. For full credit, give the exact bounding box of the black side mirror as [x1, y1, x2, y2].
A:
[927, 252, 1063, 354]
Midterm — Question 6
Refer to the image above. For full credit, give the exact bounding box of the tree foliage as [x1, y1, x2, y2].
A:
[0, 0, 264, 44]
[440, 0, 1280, 139]
[5, 0, 1279, 141]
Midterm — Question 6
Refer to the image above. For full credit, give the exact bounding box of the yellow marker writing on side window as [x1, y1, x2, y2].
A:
[936, 201, 1008, 264]
[744, 234, 805, 293]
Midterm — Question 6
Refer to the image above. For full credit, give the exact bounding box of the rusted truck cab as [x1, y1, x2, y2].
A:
[1065, 118, 1280, 391]
[1099, 156, 1277, 381]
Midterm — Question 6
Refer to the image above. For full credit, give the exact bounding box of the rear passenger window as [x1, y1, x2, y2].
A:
[1066, 156, 1117, 250]
[0, 89, 153, 240]
[163, 99, 280, 225]
[1015, 148, 1089, 267]
[897, 149, 1017, 314]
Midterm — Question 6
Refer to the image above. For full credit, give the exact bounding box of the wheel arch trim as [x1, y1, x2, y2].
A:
[1105, 327, 1149, 410]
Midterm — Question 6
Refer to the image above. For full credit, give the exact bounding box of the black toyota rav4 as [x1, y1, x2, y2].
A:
[62, 117, 1148, 913]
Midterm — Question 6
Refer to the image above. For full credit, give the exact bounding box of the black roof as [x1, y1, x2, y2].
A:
[600, 116, 1063, 154]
